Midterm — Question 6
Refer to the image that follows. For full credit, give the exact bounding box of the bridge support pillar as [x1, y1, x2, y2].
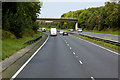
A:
[75, 22, 78, 31]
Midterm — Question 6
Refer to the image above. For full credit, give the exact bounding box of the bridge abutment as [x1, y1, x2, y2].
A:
[75, 22, 78, 31]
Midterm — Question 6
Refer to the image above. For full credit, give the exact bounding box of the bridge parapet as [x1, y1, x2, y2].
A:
[37, 18, 78, 22]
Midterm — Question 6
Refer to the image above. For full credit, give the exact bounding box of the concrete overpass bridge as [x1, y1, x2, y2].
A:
[37, 18, 78, 30]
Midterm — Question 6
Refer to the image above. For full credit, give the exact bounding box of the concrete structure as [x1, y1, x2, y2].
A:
[37, 18, 78, 30]
[75, 22, 78, 31]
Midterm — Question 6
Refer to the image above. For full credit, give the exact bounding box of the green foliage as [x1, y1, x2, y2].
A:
[2, 2, 42, 38]
[60, 1, 120, 32]
[2, 30, 16, 40]
[2, 31, 43, 60]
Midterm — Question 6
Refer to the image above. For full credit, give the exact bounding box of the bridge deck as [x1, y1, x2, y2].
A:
[37, 18, 78, 22]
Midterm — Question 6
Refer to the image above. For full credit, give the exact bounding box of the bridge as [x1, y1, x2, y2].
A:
[37, 18, 78, 30]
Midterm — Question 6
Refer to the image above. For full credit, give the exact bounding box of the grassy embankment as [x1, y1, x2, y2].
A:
[2, 31, 43, 60]
[70, 33, 119, 52]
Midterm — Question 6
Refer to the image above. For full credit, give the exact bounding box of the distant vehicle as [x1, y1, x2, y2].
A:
[69, 29, 74, 32]
[77, 28, 82, 32]
[59, 30, 64, 35]
[63, 31, 68, 36]
[42, 28, 46, 32]
[50, 28, 57, 36]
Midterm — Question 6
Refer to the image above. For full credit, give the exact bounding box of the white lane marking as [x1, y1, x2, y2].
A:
[67, 44, 69, 46]
[73, 52, 75, 55]
[91, 76, 95, 80]
[70, 47, 72, 49]
[76, 56, 78, 58]
[70, 35, 119, 55]
[66, 42, 68, 44]
[10, 36, 49, 80]
[79, 60, 83, 64]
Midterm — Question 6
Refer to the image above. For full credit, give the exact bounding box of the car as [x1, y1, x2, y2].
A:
[63, 31, 68, 36]
[42, 28, 46, 32]
[59, 30, 64, 35]
[50, 28, 57, 36]
[77, 28, 82, 33]
[69, 29, 74, 32]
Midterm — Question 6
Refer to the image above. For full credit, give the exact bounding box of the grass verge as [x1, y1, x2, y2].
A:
[70, 33, 120, 52]
[2, 31, 43, 60]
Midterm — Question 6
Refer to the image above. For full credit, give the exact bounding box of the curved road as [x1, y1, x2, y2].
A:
[13, 32, 118, 79]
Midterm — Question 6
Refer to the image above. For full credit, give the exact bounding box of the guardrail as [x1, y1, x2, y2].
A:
[22, 36, 42, 45]
[79, 33, 120, 46]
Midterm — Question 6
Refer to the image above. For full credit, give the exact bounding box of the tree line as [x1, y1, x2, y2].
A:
[60, 1, 120, 31]
[2, 2, 42, 38]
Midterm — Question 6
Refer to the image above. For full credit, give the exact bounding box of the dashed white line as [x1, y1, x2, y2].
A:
[79, 60, 83, 64]
[73, 52, 76, 55]
[70, 47, 72, 49]
[10, 36, 49, 80]
[67, 44, 69, 46]
[91, 76, 95, 80]
[76, 56, 78, 58]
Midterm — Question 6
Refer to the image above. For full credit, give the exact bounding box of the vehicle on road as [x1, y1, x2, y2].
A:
[42, 28, 46, 32]
[69, 29, 74, 32]
[59, 30, 64, 35]
[63, 31, 68, 36]
[77, 28, 82, 33]
[50, 28, 57, 36]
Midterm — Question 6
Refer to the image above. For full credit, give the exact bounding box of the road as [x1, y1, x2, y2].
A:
[72, 31, 120, 42]
[12, 32, 118, 79]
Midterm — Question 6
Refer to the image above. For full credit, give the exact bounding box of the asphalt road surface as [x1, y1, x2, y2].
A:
[13, 32, 118, 79]
[72, 31, 119, 42]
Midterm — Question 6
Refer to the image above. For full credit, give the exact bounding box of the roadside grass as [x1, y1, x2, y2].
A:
[70, 33, 119, 52]
[83, 30, 119, 35]
[2, 31, 43, 60]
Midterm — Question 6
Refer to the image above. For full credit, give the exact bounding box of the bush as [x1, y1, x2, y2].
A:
[2, 30, 16, 40]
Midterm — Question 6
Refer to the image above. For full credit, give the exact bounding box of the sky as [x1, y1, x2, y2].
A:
[38, 0, 110, 18]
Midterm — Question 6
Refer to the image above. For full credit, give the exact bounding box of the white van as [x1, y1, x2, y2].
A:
[50, 28, 57, 36]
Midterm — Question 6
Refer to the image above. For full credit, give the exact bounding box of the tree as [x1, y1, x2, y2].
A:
[2, 2, 42, 38]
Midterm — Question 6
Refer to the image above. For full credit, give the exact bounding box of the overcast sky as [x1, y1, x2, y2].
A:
[39, 0, 110, 18]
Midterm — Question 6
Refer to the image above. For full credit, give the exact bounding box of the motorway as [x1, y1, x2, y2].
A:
[12, 32, 118, 79]
[72, 31, 119, 42]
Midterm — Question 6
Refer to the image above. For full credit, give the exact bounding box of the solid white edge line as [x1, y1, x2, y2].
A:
[10, 36, 49, 80]
[70, 35, 119, 55]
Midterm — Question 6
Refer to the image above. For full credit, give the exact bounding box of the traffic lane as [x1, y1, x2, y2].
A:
[72, 31, 119, 41]
[16, 33, 90, 78]
[83, 32, 119, 41]
[61, 34, 118, 78]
